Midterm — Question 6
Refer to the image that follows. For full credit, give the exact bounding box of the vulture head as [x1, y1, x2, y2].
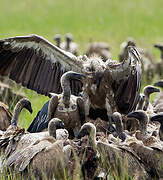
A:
[127, 110, 148, 138]
[154, 80, 163, 88]
[65, 33, 73, 43]
[143, 85, 160, 97]
[154, 44, 163, 59]
[48, 118, 65, 138]
[77, 122, 96, 147]
[81, 55, 105, 88]
[53, 34, 61, 48]
[11, 98, 32, 127]
[60, 71, 85, 107]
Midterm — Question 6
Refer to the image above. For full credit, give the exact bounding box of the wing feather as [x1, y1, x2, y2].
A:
[0, 34, 83, 95]
[109, 46, 142, 114]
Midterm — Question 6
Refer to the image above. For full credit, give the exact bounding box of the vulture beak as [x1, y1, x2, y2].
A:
[154, 80, 163, 88]
[144, 85, 160, 95]
[77, 128, 89, 139]
[59, 121, 65, 129]
[70, 72, 86, 81]
[25, 103, 33, 114]
[127, 111, 140, 119]
[154, 44, 163, 50]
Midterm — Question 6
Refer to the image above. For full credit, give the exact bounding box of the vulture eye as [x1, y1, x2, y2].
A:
[86, 67, 91, 72]
[71, 104, 77, 110]
[58, 105, 64, 111]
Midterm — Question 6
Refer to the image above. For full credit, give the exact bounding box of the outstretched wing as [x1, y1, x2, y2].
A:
[107, 46, 142, 114]
[0, 34, 82, 96]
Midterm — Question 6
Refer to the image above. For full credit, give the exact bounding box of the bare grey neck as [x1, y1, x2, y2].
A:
[11, 101, 24, 126]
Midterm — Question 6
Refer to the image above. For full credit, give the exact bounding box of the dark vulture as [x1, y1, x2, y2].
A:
[0, 34, 142, 119]
[119, 38, 155, 83]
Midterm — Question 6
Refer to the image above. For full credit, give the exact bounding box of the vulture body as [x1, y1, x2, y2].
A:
[0, 34, 141, 118]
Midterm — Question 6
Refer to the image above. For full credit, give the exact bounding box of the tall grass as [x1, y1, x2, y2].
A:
[0, 0, 162, 127]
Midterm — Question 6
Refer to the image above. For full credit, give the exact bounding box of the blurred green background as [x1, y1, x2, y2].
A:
[0, 0, 162, 128]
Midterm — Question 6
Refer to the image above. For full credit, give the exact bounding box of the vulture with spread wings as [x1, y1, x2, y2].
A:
[0, 34, 142, 119]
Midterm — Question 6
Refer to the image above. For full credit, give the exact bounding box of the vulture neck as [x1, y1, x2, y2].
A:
[139, 114, 148, 139]
[61, 73, 71, 108]
[48, 96, 57, 120]
[66, 39, 71, 50]
[56, 39, 61, 48]
[11, 101, 24, 126]
[49, 125, 57, 138]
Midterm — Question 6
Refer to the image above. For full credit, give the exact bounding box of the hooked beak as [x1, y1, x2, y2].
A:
[154, 80, 163, 88]
[127, 111, 139, 119]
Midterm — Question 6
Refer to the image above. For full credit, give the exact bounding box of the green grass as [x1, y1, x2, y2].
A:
[0, 0, 162, 128]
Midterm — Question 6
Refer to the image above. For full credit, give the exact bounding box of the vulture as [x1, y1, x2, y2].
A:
[0, 34, 141, 120]
[77, 122, 150, 179]
[60, 33, 79, 56]
[28, 71, 86, 138]
[136, 85, 160, 112]
[154, 44, 163, 78]
[0, 101, 12, 131]
[119, 38, 155, 83]
[53, 34, 61, 48]
[0, 98, 32, 158]
[86, 41, 112, 61]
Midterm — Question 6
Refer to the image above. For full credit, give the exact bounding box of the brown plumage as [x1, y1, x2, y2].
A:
[86, 42, 112, 61]
[0, 101, 12, 131]
[119, 38, 155, 83]
[0, 34, 141, 117]
[77, 122, 150, 179]
[0, 98, 32, 158]
[5, 118, 71, 179]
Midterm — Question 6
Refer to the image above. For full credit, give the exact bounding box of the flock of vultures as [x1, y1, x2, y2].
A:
[0, 33, 163, 179]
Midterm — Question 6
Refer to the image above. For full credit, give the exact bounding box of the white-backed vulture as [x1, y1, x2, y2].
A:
[77, 122, 150, 179]
[27, 71, 85, 138]
[86, 41, 112, 61]
[154, 44, 163, 78]
[0, 34, 141, 119]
